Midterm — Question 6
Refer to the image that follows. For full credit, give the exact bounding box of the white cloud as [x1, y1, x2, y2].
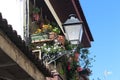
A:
[104, 70, 112, 76]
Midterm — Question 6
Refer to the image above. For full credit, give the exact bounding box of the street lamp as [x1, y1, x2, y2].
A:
[62, 14, 83, 45]
[42, 14, 84, 65]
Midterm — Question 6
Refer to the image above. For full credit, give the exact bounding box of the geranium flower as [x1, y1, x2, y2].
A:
[68, 65, 71, 71]
[67, 62, 71, 71]
[77, 67, 82, 72]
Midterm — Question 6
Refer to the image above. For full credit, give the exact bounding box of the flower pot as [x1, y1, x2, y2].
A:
[57, 35, 65, 45]
[48, 32, 57, 39]
[31, 33, 48, 43]
[32, 13, 40, 21]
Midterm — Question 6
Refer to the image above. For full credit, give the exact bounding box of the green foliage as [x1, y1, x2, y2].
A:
[52, 27, 61, 34]
[51, 22, 61, 34]
[64, 40, 77, 50]
[59, 68, 64, 75]
[32, 7, 40, 14]
[80, 48, 95, 68]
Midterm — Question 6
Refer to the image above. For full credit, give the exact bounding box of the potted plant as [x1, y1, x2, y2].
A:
[32, 7, 40, 21]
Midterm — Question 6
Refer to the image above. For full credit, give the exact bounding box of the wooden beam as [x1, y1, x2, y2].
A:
[44, 0, 65, 35]
[71, 0, 82, 20]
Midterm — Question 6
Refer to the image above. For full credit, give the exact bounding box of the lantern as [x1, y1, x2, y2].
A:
[63, 14, 83, 44]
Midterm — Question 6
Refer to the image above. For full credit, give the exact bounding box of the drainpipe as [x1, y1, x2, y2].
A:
[23, 0, 30, 45]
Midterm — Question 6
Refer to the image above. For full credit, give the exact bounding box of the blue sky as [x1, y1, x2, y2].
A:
[1, 0, 120, 80]
[80, 0, 120, 80]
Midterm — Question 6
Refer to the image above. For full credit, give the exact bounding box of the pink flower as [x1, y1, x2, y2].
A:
[74, 52, 80, 61]
[74, 52, 80, 59]
[68, 65, 71, 71]
[77, 67, 82, 72]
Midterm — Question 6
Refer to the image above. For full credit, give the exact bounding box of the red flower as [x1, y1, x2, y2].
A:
[68, 65, 71, 71]
[67, 62, 71, 71]
[77, 67, 82, 72]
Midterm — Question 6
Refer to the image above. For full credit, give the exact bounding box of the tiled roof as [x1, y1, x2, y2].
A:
[0, 13, 53, 77]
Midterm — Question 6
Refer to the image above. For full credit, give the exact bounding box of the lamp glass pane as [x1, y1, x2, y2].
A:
[71, 40, 79, 44]
[79, 26, 83, 43]
[64, 24, 83, 44]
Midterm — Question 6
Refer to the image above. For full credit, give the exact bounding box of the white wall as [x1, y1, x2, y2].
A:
[0, 0, 23, 39]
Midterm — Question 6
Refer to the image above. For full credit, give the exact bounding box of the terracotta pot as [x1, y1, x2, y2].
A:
[32, 13, 40, 21]
[57, 35, 65, 45]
